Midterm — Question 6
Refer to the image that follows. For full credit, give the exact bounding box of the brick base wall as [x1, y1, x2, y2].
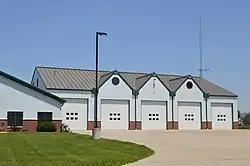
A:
[87, 121, 142, 130]
[129, 121, 141, 130]
[207, 122, 212, 129]
[0, 119, 61, 132]
[167, 121, 173, 129]
[167, 121, 178, 130]
[23, 120, 61, 132]
[0, 119, 7, 132]
[201, 122, 212, 129]
[87, 121, 101, 130]
[233, 122, 239, 129]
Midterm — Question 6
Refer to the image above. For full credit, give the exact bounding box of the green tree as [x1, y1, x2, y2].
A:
[238, 110, 241, 119]
[242, 113, 250, 126]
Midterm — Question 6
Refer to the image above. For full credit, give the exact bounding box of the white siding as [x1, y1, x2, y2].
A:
[0, 75, 61, 120]
[138, 77, 170, 122]
[47, 90, 93, 120]
[174, 79, 204, 122]
[132, 95, 137, 122]
[99, 75, 133, 121]
[31, 69, 46, 89]
[208, 96, 238, 122]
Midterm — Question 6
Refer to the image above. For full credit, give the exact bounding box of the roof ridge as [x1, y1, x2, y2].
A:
[36, 66, 111, 73]
[35, 66, 200, 78]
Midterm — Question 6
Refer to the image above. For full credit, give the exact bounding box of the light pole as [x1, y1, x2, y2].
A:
[92, 31, 107, 140]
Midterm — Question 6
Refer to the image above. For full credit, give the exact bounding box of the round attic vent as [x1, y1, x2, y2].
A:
[186, 81, 193, 89]
[112, 77, 120, 86]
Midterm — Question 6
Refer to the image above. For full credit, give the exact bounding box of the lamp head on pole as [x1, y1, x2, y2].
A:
[97, 32, 107, 36]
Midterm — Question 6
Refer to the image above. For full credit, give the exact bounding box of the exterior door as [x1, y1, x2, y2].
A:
[178, 102, 201, 130]
[62, 99, 88, 131]
[211, 103, 232, 130]
[101, 99, 129, 130]
[141, 101, 167, 130]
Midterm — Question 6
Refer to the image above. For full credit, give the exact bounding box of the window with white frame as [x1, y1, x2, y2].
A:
[37, 112, 52, 122]
[7, 112, 23, 126]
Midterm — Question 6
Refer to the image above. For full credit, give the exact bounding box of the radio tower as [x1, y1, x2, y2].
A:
[198, 14, 210, 78]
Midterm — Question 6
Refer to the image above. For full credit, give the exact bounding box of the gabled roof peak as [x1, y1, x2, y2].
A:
[136, 72, 157, 80]
[100, 70, 119, 77]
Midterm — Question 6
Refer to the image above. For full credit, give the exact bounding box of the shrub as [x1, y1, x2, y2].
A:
[60, 123, 71, 132]
[37, 121, 57, 132]
[242, 113, 250, 126]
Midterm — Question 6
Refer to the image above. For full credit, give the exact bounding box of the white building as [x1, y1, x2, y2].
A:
[0, 70, 65, 132]
[31, 67, 238, 131]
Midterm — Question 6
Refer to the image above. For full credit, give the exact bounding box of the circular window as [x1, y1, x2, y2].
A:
[186, 81, 193, 89]
[112, 77, 120, 85]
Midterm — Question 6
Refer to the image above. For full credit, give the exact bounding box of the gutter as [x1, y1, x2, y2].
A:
[170, 92, 176, 130]
[203, 93, 209, 129]
[133, 90, 139, 130]
[172, 96, 174, 130]
[205, 97, 208, 129]
[134, 95, 137, 129]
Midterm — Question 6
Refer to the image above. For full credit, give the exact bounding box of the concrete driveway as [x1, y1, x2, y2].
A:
[79, 130, 250, 166]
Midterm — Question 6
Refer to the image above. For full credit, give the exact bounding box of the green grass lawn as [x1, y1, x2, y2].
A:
[239, 126, 250, 129]
[0, 132, 153, 166]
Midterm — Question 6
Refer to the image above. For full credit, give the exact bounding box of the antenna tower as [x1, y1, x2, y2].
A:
[198, 14, 210, 77]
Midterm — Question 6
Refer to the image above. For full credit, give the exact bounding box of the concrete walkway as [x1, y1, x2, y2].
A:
[78, 130, 250, 166]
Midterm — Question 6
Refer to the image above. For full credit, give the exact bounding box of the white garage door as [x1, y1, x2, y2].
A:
[178, 102, 201, 130]
[101, 99, 129, 130]
[62, 99, 88, 131]
[142, 101, 167, 130]
[211, 103, 232, 130]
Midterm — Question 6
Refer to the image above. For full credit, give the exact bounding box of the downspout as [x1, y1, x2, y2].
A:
[133, 90, 139, 130]
[204, 93, 209, 129]
[170, 92, 176, 130]
[134, 95, 137, 130]
[205, 97, 208, 129]
[172, 96, 174, 130]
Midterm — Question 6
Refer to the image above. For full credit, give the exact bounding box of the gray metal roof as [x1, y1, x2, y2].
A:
[169, 76, 188, 92]
[34, 67, 237, 97]
[135, 74, 153, 90]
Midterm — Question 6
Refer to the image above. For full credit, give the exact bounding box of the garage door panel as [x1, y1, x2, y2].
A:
[211, 103, 232, 130]
[142, 101, 167, 130]
[141, 100, 166, 106]
[101, 99, 129, 130]
[178, 102, 201, 130]
[101, 99, 128, 105]
[178, 102, 200, 107]
[211, 103, 232, 108]
[64, 98, 88, 104]
[62, 99, 88, 131]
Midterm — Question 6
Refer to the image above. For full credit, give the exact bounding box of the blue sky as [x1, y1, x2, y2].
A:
[0, 0, 249, 112]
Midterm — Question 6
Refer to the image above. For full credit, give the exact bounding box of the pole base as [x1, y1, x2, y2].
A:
[92, 128, 101, 140]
